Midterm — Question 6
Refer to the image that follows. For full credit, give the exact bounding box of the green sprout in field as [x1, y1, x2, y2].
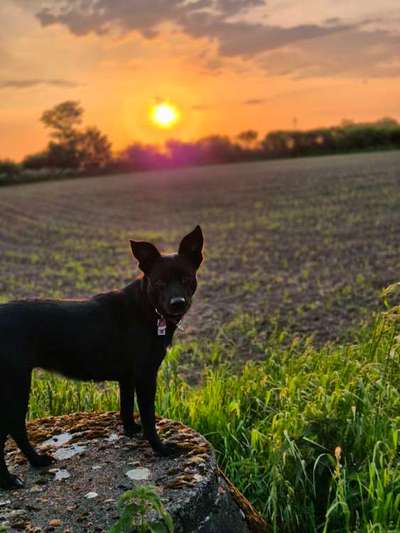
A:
[110, 484, 173, 533]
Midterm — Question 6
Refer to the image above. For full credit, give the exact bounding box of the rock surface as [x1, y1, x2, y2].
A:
[1, 412, 267, 532]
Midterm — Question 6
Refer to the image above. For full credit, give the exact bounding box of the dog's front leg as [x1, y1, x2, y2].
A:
[136, 371, 178, 456]
[119, 380, 141, 437]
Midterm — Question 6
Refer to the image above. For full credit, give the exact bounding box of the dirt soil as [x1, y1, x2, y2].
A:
[0, 152, 399, 349]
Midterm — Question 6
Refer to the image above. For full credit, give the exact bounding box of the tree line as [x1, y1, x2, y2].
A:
[1, 101, 400, 184]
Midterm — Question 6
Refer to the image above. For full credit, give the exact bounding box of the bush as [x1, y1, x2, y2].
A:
[0, 159, 20, 182]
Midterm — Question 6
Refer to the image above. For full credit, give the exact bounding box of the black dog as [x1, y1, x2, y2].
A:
[0, 226, 203, 490]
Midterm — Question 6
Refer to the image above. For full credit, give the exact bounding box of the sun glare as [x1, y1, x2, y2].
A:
[150, 102, 180, 129]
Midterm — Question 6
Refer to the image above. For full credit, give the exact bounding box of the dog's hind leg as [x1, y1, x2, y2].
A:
[9, 373, 53, 469]
[0, 432, 23, 490]
[0, 370, 24, 489]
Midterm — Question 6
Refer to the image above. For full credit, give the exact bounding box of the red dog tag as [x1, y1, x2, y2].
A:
[157, 318, 167, 336]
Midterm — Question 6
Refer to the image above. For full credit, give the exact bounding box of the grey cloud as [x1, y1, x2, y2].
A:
[213, 0, 264, 16]
[261, 28, 400, 78]
[186, 17, 356, 56]
[324, 17, 342, 25]
[191, 103, 211, 110]
[0, 78, 80, 89]
[243, 98, 266, 105]
[35, 0, 211, 36]
[16, 0, 400, 79]
[31, 0, 356, 57]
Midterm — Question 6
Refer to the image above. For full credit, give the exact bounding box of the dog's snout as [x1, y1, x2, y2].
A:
[168, 296, 188, 316]
[170, 296, 186, 306]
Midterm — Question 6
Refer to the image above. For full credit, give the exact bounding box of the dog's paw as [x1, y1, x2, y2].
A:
[30, 453, 54, 468]
[153, 442, 182, 458]
[124, 421, 142, 437]
[0, 474, 24, 491]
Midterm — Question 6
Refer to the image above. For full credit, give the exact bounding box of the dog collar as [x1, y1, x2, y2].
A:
[154, 307, 184, 335]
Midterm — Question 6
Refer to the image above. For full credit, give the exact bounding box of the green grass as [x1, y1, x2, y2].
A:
[29, 305, 400, 533]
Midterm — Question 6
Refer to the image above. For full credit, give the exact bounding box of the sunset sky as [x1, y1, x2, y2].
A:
[1, 0, 399, 161]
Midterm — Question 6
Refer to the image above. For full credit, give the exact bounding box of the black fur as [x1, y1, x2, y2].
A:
[0, 226, 204, 490]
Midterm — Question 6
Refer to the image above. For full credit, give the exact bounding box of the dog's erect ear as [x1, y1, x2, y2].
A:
[178, 225, 204, 269]
[130, 241, 161, 274]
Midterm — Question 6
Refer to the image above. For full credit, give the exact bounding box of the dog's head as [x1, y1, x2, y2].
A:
[130, 226, 204, 319]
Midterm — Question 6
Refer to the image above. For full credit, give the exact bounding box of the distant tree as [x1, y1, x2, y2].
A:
[76, 127, 112, 172]
[22, 151, 51, 170]
[307, 129, 336, 153]
[340, 119, 355, 129]
[46, 141, 81, 171]
[122, 142, 168, 170]
[237, 130, 259, 148]
[261, 131, 291, 158]
[0, 159, 20, 181]
[41, 100, 83, 142]
[197, 135, 239, 163]
[165, 139, 201, 167]
[39, 101, 112, 173]
[374, 117, 398, 128]
[11, 110, 400, 184]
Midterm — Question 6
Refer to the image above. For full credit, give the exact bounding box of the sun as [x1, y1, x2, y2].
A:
[150, 102, 180, 129]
